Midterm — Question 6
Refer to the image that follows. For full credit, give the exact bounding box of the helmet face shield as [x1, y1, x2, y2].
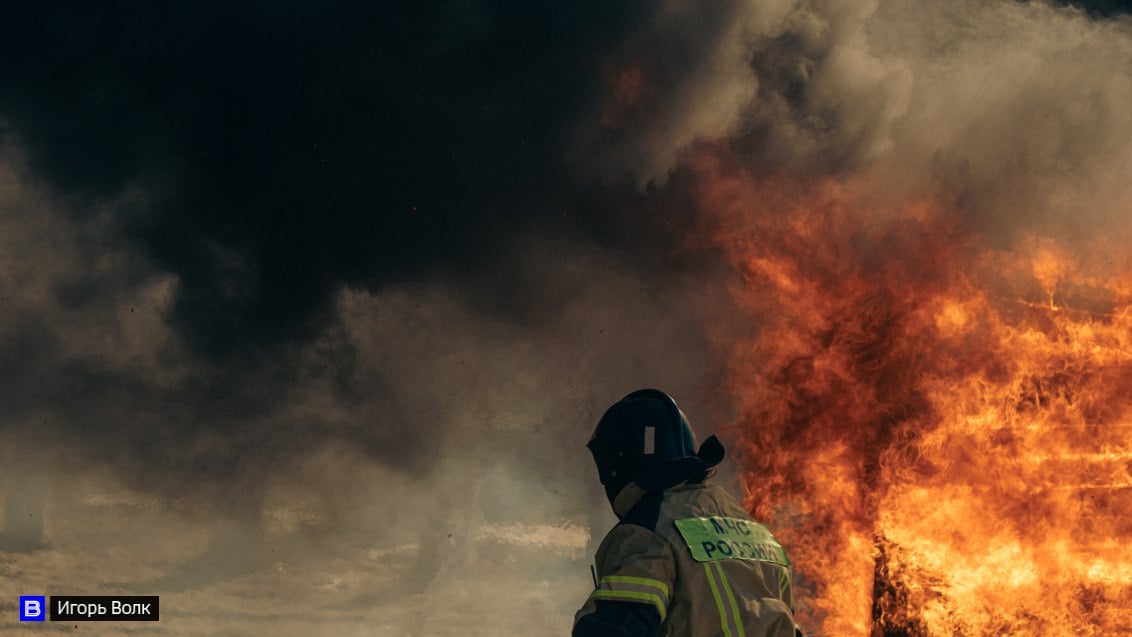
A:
[586, 421, 631, 487]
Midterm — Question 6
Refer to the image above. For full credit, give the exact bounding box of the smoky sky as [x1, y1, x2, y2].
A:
[0, 1, 688, 358]
[2, 0, 1130, 353]
[0, 0, 703, 523]
[2, 0, 1132, 527]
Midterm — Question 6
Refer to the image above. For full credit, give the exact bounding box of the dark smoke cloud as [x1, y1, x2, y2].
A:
[0, 0, 735, 507]
[0, 0, 685, 357]
[0, 7, 750, 604]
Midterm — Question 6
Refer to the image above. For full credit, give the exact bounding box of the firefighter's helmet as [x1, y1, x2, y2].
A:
[587, 389, 724, 506]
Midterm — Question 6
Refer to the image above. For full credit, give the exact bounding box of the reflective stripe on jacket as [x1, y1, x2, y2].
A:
[575, 481, 798, 637]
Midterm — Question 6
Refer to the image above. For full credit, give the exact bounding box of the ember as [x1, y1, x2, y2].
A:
[696, 157, 1132, 635]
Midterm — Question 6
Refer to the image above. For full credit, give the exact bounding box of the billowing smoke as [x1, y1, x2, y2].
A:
[1, 0, 1130, 633]
[578, 0, 1132, 247]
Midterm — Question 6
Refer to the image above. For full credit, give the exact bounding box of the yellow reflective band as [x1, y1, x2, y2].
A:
[588, 589, 668, 621]
[714, 562, 746, 637]
[703, 563, 733, 637]
[599, 575, 670, 598]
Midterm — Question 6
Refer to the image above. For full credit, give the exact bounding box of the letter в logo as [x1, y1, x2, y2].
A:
[20, 596, 46, 622]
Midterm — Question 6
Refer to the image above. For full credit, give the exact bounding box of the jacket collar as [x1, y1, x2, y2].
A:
[612, 478, 714, 518]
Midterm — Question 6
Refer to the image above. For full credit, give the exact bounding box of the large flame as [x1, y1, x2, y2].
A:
[695, 155, 1132, 635]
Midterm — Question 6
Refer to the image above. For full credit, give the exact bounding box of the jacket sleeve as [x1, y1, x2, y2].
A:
[573, 523, 676, 637]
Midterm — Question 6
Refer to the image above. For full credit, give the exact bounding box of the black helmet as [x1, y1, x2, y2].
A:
[587, 389, 724, 507]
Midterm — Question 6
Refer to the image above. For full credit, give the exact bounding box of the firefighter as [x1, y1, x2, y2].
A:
[574, 389, 801, 637]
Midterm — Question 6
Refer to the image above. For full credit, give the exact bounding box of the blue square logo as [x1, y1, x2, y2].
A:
[19, 596, 46, 622]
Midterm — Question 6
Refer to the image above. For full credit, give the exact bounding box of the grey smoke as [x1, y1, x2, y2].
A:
[578, 0, 1132, 248]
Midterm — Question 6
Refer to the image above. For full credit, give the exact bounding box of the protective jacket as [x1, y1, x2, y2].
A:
[574, 480, 799, 637]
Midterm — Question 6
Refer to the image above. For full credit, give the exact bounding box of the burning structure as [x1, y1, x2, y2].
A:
[697, 168, 1132, 634]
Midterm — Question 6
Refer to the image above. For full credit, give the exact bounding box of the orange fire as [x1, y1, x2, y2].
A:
[694, 155, 1132, 635]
